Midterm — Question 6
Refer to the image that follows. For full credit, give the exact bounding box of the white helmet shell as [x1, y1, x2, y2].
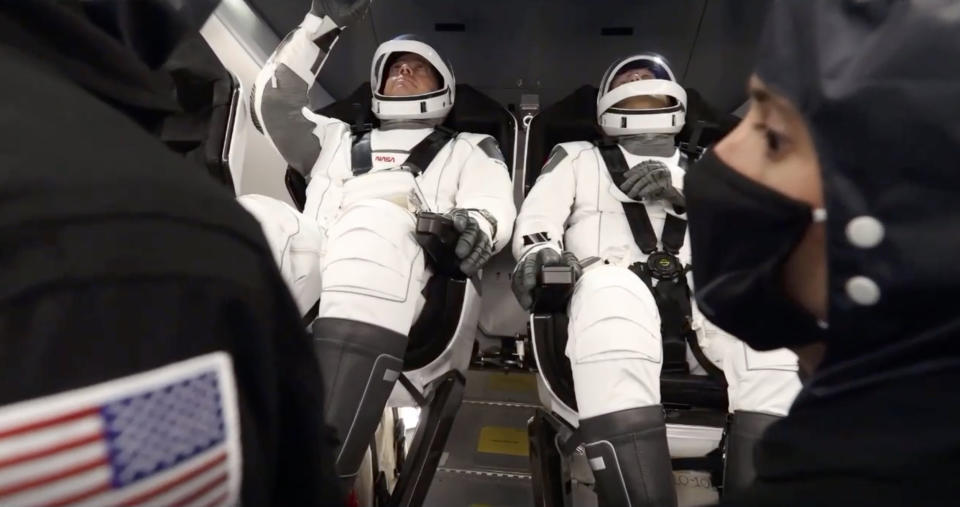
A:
[597, 54, 687, 136]
[370, 35, 455, 121]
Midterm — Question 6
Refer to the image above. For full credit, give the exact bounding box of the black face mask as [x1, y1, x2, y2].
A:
[684, 151, 827, 351]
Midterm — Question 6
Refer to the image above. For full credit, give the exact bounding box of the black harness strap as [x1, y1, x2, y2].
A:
[403, 125, 457, 176]
[597, 142, 687, 255]
[302, 299, 320, 327]
[599, 141, 703, 376]
[622, 203, 658, 254]
[284, 167, 308, 212]
[598, 141, 630, 186]
[686, 329, 727, 382]
[661, 213, 687, 255]
[628, 262, 691, 376]
[350, 131, 373, 175]
[350, 125, 457, 177]
[598, 142, 662, 254]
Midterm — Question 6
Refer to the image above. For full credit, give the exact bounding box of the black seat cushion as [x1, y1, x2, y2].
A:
[405, 277, 467, 370]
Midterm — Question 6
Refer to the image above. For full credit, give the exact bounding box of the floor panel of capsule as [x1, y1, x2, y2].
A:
[424, 369, 719, 507]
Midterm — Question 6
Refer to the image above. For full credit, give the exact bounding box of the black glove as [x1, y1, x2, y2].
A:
[620, 159, 686, 208]
[310, 0, 372, 27]
[511, 249, 582, 310]
[450, 210, 493, 276]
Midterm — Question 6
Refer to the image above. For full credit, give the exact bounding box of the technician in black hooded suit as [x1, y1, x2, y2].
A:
[682, 0, 960, 505]
[0, 1, 341, 505]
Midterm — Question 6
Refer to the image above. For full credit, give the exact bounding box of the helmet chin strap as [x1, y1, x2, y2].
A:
[618, 133, 676, 158]
[379, 118, 444, 130]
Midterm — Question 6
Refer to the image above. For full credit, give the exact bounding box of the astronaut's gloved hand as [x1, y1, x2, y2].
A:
[309, 0, 372, 27]
[620, 159, 686, 208]
[449, 209, 493, 276]
[511, 249, 582, 311]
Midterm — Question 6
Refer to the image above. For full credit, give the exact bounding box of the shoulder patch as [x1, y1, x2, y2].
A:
[0, 352, 242, 506]
[541, 145, 569, 175]
[477, 136, 506, 163]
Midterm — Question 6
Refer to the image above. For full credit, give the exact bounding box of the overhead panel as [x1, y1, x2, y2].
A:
[245, 0, 770, 112]
[368, 0, 532, 107]
[684, 0, 772, 112]
[527, 0, 706, 109]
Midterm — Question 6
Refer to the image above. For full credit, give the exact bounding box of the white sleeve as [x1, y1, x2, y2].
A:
[453, 136, 517, 252]
[511, 144, 576, 262]
[251, 13, 345, 176]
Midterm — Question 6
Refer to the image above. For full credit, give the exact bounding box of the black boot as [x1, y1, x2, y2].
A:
[313, 318, 408, 486]
[580, 406, 678, 507]
[722, 410, 781, 497]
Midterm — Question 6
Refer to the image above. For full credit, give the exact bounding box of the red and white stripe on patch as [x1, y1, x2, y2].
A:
[0, 352, 242, 506]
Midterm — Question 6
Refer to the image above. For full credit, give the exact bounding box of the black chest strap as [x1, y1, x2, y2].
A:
[621, 203, 658, 253]
[596, 142, 687, 255]
[350, 125, 457, 177]
[661, 213, 686, 256]
[350, 130, 373, 176]
[404, 125, 457, 176]
[601, 142, 702, 376]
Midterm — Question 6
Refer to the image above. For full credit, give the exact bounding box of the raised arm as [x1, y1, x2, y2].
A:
[250, 0, 371, 176]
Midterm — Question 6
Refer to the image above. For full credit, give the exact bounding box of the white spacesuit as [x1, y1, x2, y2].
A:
[240, 3, 515, 485]
[513, 54, 801, 505]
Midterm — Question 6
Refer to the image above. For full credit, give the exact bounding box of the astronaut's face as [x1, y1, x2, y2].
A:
[383, 53, 441, 97]
[611, 67, 670, 110]
[715, 77, 822, 209]
[713, 75, 827, 370]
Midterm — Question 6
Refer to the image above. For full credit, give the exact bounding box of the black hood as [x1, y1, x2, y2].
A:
[0, 0, 219, 114]
[755, 0, 960, 384]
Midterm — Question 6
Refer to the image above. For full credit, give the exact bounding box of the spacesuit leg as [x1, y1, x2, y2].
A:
[312, 199, 428, 483]
[698, 318, 802, 497]
[237, 194, 324, 315]
[567, 264, 678, 507]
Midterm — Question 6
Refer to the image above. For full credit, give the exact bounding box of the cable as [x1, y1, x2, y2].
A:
[682, 0, 710, 82]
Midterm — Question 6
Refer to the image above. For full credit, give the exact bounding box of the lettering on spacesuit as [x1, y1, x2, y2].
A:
[375, 154, 397, 163]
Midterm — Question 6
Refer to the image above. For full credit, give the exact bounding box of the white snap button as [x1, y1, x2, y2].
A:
[846, 216, 884, 248]
[846, 276, 881, 305]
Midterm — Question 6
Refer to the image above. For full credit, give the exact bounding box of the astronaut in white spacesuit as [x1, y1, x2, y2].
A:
[239, 0, 515, 486]
[512, 54, 801, 505]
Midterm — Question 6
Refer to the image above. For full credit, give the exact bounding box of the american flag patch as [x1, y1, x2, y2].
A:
[0, 353, 241, 506]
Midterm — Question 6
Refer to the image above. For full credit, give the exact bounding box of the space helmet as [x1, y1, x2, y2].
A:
[597, 53, 687, 136]
[370, 35, 455, 121]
